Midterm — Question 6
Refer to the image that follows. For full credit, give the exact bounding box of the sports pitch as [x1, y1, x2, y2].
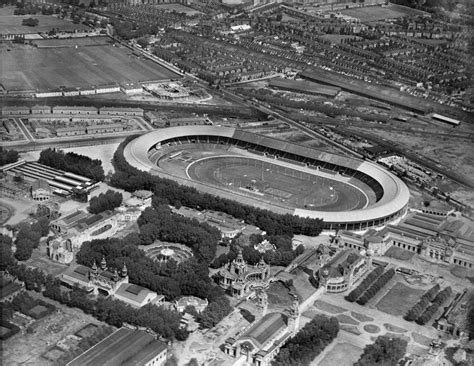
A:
[161, 148, 370, 212]
[1, 42, 180, 91]
[340, 4, 428, 22]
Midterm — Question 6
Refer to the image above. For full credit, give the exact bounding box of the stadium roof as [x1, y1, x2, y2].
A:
[124, 126, 410, 226]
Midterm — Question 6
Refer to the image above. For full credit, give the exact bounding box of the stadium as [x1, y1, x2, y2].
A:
[123, 126, 410, 231]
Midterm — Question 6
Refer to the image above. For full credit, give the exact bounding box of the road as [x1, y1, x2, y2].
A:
[12, 117, 35, 142]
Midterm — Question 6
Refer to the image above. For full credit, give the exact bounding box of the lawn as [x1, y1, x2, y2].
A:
[1, 42, 180, 91]
[340, 4, 428, 22]
[375, 282, 424, 316]
[314, 300, 347, 314]
[317, 343, 363, 366]
[0, 14, 89, 34]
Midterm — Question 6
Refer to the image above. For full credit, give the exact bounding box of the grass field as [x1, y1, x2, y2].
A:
[376, 282, 424, 316]
[0, 13, 89, 34]
[340, 4, 428, 22]
[186, 156, 368, 211]
[1, 42, 179, 91]
[317, 343, 363, 366]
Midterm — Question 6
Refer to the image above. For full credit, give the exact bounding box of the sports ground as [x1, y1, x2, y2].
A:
[1, 41, 180, 91]
[124, 126, 410, 229]
[186, 155, 368, 211]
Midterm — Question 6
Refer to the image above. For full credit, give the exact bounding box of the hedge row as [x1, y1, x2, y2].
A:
[345, 266, 384, 302]
[415, 287, 452, 325]
[404, 284, 440, 321]
[356, 268, 396, 305]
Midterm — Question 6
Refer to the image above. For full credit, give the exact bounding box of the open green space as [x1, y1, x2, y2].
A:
[317, 343, 363, 366]
[340, 4, 428, 22]
[187, 156, 368, 211]
[351, 311, 374, 322]
[376, 282, 424, 316]
[336, 314, 359, 325]
[1, 42, 179, 91]
[0, 13, 89, 34]
[314, 300, 347, 314]
[363, 324, 381, 334]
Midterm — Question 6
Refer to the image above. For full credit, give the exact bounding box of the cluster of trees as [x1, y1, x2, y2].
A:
[76, 236, 232, 328]
[0, 235, 15, 271]
[356, 268, 395, 306]
[88, 190, 123, 214]
[14, 217, 50, 261]
[272, 315, 339, 365]
[39, 148, 104, 181]
[1, 252, 187, 340]
[21, 17, 39, 26]
[355, 335, 408, 366]
[405, 284, 440, 321]
[0, 147, 19, 166]
[138, 205, 221, 264]
[468, 294, 474, 341]
[192, 296, 233, 329]
[111, 137, 324, 237]
[240, 308, 255, 323]
[43, 280, 187, 340]
[416, 287, 453, 325]
[210, 235, 304, 269]
[345, 266, 384, 302]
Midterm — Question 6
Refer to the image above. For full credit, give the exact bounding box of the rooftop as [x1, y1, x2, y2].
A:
[240, 312, 288, 349]
[67, 327, 167, 366]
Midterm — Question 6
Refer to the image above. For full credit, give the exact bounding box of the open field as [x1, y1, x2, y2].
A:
[0, 13, 89, 34]
[186, 156, 368, 211]
[1, 42, 180, 91]
[376, 282, 425, 316]
[340, 4, 428, 22]
[317, 342, 363, 366]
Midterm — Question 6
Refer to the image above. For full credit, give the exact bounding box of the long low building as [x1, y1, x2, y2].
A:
[123, 126, 410, 230]
[338, 211, 474, 269]
[67, 327, 167, 366]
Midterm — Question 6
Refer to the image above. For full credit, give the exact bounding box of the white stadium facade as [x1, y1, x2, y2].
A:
[124, 126, 410, 231]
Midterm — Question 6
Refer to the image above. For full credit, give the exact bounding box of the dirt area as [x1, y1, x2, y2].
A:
[352, 127, 474, 193]
[2, 294, 105, 366]
[25, 242, 68, 277]
[0, 196, 36, 226]
[384, 246, 416, 261]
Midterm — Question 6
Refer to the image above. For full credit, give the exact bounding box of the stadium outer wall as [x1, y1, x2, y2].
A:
[123, 126, 410, 231]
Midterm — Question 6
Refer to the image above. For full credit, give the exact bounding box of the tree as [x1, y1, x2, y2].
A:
[22, 18, 39, 26]
[273, 315, 339, 365]
[88, 190, 123, 214]
[0, 235, 15, 271]
[0, 147, 19, 166]
[39, 148, 104, 181]
[355, 335, 407, 366]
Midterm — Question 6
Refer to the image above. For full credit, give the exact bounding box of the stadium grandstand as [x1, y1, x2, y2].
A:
[2, 161, 98, 196]
[124, 126, 410, 231]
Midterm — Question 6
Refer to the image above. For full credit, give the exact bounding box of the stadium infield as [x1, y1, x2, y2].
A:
[1, 41, 180, 91]
[186, 155, 369, 212]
